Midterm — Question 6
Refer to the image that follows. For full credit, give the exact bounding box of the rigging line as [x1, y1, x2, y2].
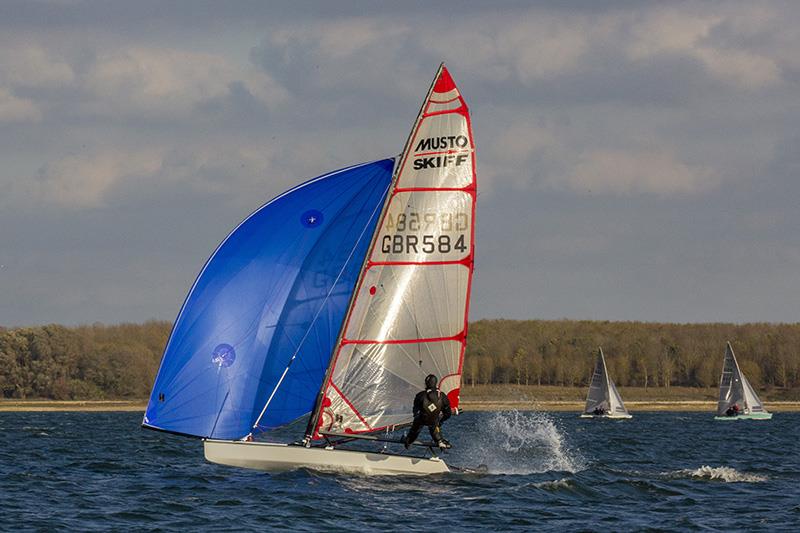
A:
[281, 176, 390, 396]
[242, 180, 364, 356]
[252, 178, 392, 430]
[209, 170, 372, 367]
[247, 175, 389, 421]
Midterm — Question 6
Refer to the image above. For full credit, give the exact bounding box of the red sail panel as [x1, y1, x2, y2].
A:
[314, 65, 476, 437]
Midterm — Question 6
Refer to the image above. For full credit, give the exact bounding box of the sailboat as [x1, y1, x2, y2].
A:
[142, 64, 477, 475]
[580, 348, 632, 419]
[714, 342, 772, 420]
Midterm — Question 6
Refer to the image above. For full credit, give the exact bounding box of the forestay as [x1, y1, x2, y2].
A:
[310, 65, 476, 438]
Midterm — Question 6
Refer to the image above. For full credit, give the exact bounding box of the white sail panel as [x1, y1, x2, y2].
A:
[323, 341, 463, 433]
[740, 374, 765, 413]
[372, 191, 472, 263]
[609, 379, 629, 415]
[345, 264, 469, 341]
[311, 65, 475, 438]
[397, 112, 473, 189]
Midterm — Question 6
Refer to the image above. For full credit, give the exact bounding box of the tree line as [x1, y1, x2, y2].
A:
[464, 319, 800, 391]
[0, 319, 798, 399]
[0, 322, 167, 399]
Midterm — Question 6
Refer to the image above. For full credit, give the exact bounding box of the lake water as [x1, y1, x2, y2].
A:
[1, 411, 798, 531]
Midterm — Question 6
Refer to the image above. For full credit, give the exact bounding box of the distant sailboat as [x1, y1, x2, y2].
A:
[714, 342, 772, 420]
[142, 64, 477, 475]
[580, 348, 632, 419]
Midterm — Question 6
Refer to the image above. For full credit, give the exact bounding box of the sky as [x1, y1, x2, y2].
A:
[1, 0, 799, 327]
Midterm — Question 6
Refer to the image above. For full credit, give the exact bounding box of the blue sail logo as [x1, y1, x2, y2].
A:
[301, 209, 324, 228]
[211, 344, 236, 368]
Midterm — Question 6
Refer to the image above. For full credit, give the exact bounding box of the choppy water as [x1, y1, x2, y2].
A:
[1, 411, 798, 531]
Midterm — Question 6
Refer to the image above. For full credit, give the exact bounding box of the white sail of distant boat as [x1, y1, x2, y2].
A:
[715, 342, 772, 420]
[142, 64, 478, 475]
[580, 348, 632, 419]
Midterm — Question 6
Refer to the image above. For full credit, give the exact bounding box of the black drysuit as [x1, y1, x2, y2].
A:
[405, 388, 452, 446]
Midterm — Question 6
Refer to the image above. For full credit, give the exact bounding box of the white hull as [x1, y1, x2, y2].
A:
[204, 439, 450, 475]
[714, 412, 772, 421]
[580, 413, 632, 419]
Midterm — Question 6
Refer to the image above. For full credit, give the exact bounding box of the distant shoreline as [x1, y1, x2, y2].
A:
[0, 400, 147, 412]
[459, 400, 800, 412]
[3, 399, 799, 412]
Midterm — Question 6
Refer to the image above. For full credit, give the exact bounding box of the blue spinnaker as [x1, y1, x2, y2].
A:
[143, 159, 393, 439]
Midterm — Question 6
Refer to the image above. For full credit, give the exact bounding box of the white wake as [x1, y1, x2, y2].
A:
[669, 465, 767, 483]
[465, 410, 584, 475]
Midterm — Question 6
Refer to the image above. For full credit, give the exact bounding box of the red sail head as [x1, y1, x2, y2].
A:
[434, 66, 457, 93]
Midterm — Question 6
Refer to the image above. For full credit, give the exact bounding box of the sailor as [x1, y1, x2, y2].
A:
[404, 374, 452, 449]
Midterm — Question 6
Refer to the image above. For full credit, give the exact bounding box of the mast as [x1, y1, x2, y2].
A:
[303, 65, 447, 442]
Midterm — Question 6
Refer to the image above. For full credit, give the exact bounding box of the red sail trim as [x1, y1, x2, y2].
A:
[341, 332, 466, 346]
[455, 92, 477, 404]
[393, 186, 475, 194]
[413, 148, 472, 157]
[434, 66, 457, 93]
[367, 256, 472, 268]
[423, 108, 468, 119]
[330, 382, 372, 430]
[429, 95, 461, 104]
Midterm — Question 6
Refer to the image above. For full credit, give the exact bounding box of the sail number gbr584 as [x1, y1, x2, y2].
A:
[381, 211, 468, 256]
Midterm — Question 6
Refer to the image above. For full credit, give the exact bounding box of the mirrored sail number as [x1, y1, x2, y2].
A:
[382, 211, 468, 255]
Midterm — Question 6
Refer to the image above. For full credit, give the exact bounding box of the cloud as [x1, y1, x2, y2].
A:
[0, 45, 75, 88]
[418, 11, 604, 85]
[627, 6, 781, 89]
[24, 142, 292, 211]
[494, 14, 595, 83]
[256, 17, 418, 99]
[561, 149, 717, 195]
[478, 120, 560, 192]
[85, 47, 287, 116]
[0, 87, 41, 122]
[33, 149, 162, 208]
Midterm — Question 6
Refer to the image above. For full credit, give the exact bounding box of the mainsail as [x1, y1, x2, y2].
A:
[309, 65, 476, 438]
[717, 342, 767, 416]
[583, 348, 629, 416]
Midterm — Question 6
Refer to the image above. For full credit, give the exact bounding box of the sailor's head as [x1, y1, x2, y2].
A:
[425, 374, 438, 390]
